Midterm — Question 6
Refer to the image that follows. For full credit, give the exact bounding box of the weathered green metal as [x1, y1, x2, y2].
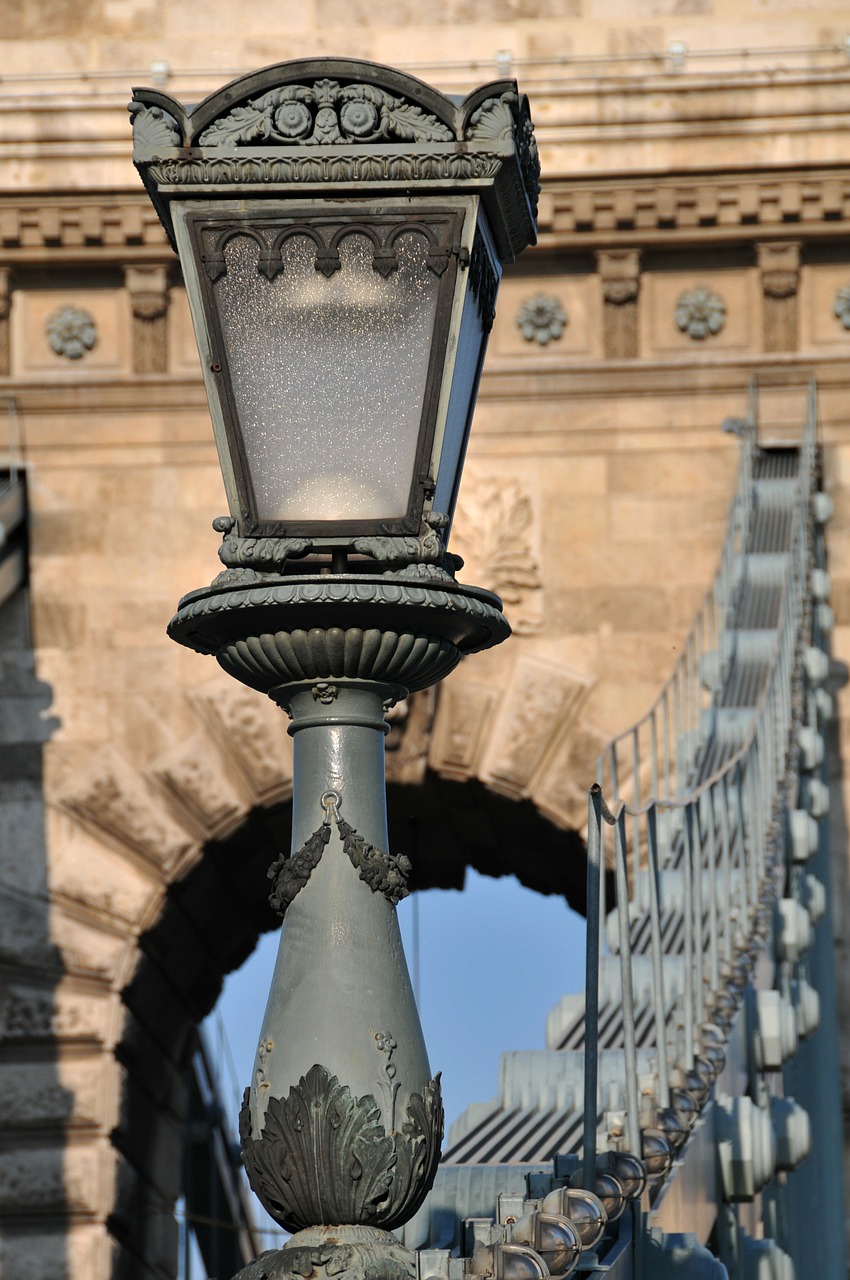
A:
[136, 56, 538, 1280]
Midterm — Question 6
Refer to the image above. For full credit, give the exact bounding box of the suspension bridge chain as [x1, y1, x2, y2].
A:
[400, 383, 842, 1279]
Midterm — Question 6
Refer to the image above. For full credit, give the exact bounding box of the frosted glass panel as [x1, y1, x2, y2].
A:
[213, 231, 440, 523]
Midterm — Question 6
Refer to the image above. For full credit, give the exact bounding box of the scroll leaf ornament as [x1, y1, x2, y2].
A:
[240, 1065, 443, 1232]
[453, 478, 542, 634]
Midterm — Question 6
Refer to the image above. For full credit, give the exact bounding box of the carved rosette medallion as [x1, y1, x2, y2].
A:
[239, 1064, 443, 1232]
[45, 307, 97, 360]
[674, 287, 726, 341]
[516, 293, 567, 345]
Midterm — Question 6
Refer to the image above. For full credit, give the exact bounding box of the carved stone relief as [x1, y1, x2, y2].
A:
[147, 732, 246, 841]
[0, 983, 111, 1045]
[833, 285, 850, 331]
[530, 720, 611, 833]
[0, 1059, 105, 1130]
[48, 812, 163, 927]
[385, 688, 436, 786]
[597, 249, 640, 358]
[428, 681, 498, 782]
[479, 655, 593, 800]
[0, 889, 61, 975]
[757, 241, 800, 353]
[45, 306, 97, 359]
[50, 910, 130, 984]
[124, 265, 169, 374]
[56, 747, 194, 872]
[674, 286, 726, 340]
[188, 678, 294, 807]
[452, 476, 543, 635]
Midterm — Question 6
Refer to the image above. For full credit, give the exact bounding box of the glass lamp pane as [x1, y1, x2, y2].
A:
[212, 230, 440, 524]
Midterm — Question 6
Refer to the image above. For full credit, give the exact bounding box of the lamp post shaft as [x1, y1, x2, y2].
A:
[239, 679, 444, 1245]
[247, 682, 432, 1151]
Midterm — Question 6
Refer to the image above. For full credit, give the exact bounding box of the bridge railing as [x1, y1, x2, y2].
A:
[597, 402, 758, 857]
[582, 381, 818, 1189]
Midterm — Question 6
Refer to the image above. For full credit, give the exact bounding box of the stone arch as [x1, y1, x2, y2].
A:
[19, 643, 602, 1280]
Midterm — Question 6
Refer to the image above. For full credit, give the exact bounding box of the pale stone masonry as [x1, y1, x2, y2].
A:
[1, 4, 850, 1277]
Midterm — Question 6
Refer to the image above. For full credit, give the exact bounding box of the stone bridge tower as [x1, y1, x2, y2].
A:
[1, 5, 850, 1278]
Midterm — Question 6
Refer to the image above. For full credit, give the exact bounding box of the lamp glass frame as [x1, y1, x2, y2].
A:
[172, 193, 486, 540]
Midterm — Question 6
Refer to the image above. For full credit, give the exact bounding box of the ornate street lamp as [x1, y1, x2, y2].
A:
[131, 58, 538, 1280]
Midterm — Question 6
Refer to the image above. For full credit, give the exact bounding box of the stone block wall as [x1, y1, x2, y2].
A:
[0, 10, 850, 1277]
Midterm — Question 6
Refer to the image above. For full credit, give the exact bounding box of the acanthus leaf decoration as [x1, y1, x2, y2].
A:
[390, 1076, 444, 1224]
[198, 86, 314, 146]
[240, 1065, 396, 1231]
[240, 1066, 443, 1233]
[338, 819, 411, 906]
[380, 99, 453, 143]
[239, 1244, 413, 1280]
[198, 80, 454, 149]
[268, 823, 332, 915]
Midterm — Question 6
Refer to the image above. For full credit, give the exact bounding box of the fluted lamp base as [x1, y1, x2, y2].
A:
[167, 572, 510, 698]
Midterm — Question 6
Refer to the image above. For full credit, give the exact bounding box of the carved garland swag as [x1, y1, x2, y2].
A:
[268, 803, 412, 914]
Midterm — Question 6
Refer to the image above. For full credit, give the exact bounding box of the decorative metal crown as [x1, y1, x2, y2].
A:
[129, 57, 539, 263]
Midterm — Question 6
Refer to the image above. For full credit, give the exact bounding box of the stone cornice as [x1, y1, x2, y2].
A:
[1, 167, 849, 267]
[534, 167, 850, 248]
[0, 194, 170, 263]
[475, 352, 850, 404]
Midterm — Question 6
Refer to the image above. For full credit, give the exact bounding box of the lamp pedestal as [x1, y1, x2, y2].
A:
[168, 570, 510, 1261]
